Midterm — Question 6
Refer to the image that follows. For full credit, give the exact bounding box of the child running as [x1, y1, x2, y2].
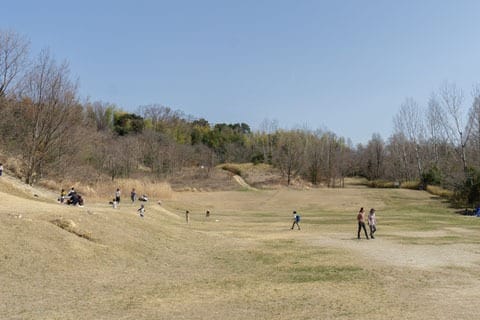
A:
[137, 204, 145, 218]
[291, 211, 301, 230]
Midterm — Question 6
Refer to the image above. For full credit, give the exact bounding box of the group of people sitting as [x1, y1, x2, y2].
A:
[59, 187, 84, 206]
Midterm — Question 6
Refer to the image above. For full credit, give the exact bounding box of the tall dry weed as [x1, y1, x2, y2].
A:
[426, 185, 453, 198]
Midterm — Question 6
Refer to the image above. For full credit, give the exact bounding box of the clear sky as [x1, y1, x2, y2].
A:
[3, 0, 480, 144]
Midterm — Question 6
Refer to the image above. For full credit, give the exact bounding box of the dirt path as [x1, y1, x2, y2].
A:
[308, 231, 480, 269]
[232, 175, 258, 190]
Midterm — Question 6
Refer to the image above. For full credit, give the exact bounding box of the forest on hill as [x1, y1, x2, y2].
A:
[2, 29, 480, 206]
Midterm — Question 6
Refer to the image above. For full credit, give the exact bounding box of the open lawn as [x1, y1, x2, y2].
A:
[1, 176, 480, 319]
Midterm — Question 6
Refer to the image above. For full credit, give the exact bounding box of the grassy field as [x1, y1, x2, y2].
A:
[1, 176, 480, 319]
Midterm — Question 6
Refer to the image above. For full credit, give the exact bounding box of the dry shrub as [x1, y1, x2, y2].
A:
[4, 156, 24, 179]
[400, 180, 421, 190]
[81, 178, 172, 203]
[426, 185, 453, 198]
[367, 180, 398, 188]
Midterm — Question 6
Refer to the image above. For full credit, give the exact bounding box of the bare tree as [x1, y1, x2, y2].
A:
[18, 50, 80, 184]
[426, 94, 446, 166]
[304, 129, 325, 185]
[439, 82, 472, 174]
[364, 133, 385, 180]
[0, 29, 30, 97]
[258, 118, 278, 164]
[385, 133, 412, 181]
[272, 130, 306, 185]
[85, 101, 115, 131]
[467, 85, 480, 168]
[393, 97, 425, 180]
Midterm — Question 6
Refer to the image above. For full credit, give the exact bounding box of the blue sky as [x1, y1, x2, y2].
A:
[3, 0, 480, 144]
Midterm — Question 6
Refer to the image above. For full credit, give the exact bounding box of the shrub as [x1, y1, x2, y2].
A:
[452, 167, 480, 207]
[426, 185, 453, 198]
[250, 153, 264, 165]
[422, 166, 442, 186]
[400, 180, 421, 190]
[366, 180, 398, 188]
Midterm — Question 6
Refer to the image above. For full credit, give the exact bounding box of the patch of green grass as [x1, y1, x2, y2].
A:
[280, 265, 365, 283]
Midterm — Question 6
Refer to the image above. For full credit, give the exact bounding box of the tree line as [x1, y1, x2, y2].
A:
[1, 29, 480, 207]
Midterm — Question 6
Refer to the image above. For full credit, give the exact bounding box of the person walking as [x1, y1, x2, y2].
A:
[291, 210, 301, 230]
[130, 188, 137, 203]
[357, 207, 369, 239]
[368, 208, 377, 239]
[185, 210, 190, 224]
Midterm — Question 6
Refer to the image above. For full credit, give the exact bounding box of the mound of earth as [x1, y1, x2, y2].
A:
[168, 163, 288, 191]
[167, 166, 241, 191]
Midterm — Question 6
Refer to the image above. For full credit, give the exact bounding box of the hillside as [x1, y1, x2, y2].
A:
[2, 173, 480, 319]
[168, 163, 285, 191]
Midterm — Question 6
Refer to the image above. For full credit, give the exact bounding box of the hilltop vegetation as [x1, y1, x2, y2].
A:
[3, 28, 480, 208]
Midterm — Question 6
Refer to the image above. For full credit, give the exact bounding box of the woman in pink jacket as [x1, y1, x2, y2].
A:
[357, 207, 369, 240]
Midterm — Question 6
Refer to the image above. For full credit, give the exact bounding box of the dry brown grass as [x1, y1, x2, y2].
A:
[426, 184, 454, 198]
[2, 173, 480, 319]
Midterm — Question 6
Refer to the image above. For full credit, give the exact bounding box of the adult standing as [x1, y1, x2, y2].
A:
[368, 208, 377, 239]
[357, 207, 369, 239]
[185, 210, 190, 224]
[0, 163, 3, 176]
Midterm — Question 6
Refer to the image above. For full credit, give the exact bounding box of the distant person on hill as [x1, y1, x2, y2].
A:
[137, 204, 145, 218]
[0, 163, 3, 176]
[368, 208, 377, 239]
[115, 188, 121, 204]
[291, 211, 301, 230]
[206, 210, 210, 218]
[357, 207, 369, 240]
[130, 188, 137, 203]
[185, 210, 190, 224]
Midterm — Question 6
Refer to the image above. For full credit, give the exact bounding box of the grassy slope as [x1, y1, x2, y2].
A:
[1, 176, 480, 319]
